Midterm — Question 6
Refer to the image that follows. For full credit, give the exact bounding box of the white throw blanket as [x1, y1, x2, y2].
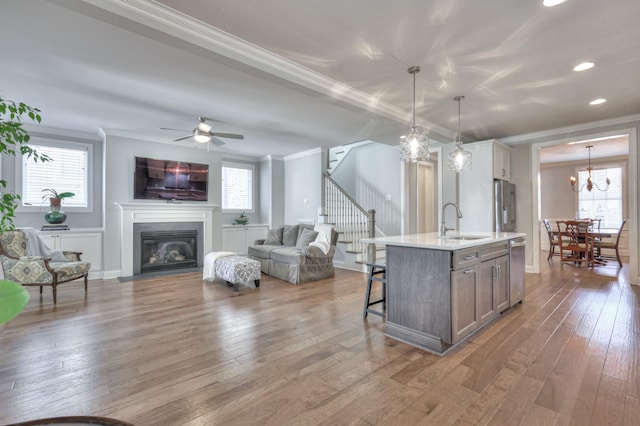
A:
[19, 227, 69, 262]
[203, 251, 236, 281]
[309, 223, 334, 255]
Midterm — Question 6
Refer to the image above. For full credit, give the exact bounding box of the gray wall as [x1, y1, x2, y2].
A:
[540, 157, 629, 221]
[5, 130, 103, 229]
[331, 142, 402, 235]
[284, 150, 322, 225]
[103, 135, 258, 275]
[259, 155, 285, 228]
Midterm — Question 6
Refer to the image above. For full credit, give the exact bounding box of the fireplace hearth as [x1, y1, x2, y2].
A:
[140, 230, 197, 274]
[132, 221, 204, 275]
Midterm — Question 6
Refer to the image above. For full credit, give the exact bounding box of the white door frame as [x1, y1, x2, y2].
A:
[529, 127, 638, 284]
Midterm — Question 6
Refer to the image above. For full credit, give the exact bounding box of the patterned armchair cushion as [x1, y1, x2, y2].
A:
[1, 256, 90, 284]
[0, 231, 28, 258]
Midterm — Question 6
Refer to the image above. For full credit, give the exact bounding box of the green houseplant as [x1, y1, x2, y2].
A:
[41, 188, 75, 224]
[0, 95, 49, 231]
[234, 211, 249, 225]
[0, 95, 48, 322]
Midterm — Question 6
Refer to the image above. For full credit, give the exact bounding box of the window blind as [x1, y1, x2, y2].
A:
[22, 144, 88, 208]
[221, 164, 253, 210]
[577, 166, 622, 230]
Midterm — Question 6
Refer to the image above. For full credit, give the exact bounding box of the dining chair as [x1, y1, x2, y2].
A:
[556, 220, 594, 268]
[593, 219, 627, 267]
[543, 219, 561, 260]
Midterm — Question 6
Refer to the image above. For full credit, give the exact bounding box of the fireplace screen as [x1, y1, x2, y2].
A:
[140, 230, 198, 273]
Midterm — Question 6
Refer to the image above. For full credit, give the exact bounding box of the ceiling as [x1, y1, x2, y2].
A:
[2, 0, 639, 158]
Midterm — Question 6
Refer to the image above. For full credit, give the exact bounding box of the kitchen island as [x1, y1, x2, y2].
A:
[362, 231, 526, 355]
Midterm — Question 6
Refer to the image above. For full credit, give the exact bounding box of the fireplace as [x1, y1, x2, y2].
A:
[133, 222, 204, 275]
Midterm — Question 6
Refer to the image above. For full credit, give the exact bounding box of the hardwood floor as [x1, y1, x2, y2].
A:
[1, 256, 638, 425]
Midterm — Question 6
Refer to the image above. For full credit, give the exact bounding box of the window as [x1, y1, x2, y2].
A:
[221, 162, 254, 211]
[21, 140, 92, 210]
[577, 166, 623, 230]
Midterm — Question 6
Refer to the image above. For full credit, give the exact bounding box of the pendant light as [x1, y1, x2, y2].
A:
[399, 66, 430, 162]
[569, 145, 610, 192]
[447, 95, 472, 172]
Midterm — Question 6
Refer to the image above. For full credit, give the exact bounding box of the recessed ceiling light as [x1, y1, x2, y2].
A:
[543, 0, 567, 6]
[589, 98, 607, 105]
[573, 62, 594, 72]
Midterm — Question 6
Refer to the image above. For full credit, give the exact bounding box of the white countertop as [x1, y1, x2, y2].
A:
[361, 231, 526, 250]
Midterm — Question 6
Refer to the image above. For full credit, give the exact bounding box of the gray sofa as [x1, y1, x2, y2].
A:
[248, 224, 338, 284]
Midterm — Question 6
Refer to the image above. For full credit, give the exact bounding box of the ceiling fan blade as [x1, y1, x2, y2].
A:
[173, 135, 193, 142]
[160, 127, 190, 132]
[200, 116, 223, 123]
[211, 132, 244, 140]
[210, 137, 226, 146]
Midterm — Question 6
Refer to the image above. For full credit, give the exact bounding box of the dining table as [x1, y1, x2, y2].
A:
[552, 227, 615, 265]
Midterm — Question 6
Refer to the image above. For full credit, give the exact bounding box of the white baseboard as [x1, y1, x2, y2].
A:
[102, 270, 121, 280]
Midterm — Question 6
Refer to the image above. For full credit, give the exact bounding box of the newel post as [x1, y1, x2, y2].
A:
[367, 209, 376, 264]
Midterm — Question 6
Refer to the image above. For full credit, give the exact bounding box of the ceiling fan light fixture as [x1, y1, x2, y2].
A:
[447, 96, 472, 173]
[399, 66, 430, 163]
[193, 132, 211, 143]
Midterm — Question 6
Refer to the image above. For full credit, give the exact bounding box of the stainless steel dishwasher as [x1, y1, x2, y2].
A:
[509, 237, 526, 307]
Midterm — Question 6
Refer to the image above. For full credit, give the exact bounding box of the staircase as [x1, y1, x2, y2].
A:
[323, 172, 384, 271]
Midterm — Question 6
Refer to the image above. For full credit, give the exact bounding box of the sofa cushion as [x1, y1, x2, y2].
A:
[296, 224, 314, 243]
[264, 227, 283, 245]
[247, 244, 281, 260]
[270, 247, 304, 265]
[282, 225, 300, 247]
[296, 229, 318, 249]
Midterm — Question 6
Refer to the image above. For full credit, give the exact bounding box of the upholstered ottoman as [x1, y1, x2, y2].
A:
[214, 255, 261, 290]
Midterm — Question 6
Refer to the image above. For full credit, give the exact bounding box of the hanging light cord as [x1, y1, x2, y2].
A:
[412, 70, 416, 127]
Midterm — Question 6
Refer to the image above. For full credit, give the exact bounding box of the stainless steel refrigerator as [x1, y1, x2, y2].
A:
[494, 180, 516, 232]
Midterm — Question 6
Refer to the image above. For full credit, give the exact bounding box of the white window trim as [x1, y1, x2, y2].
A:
[221, 161, 256, 213]
[15, 137, 94, 213]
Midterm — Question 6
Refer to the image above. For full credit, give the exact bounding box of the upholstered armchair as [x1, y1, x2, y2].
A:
[0, 230, 91, 304]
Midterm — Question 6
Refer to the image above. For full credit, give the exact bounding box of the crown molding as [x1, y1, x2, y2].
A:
[283, 148, 322, 161]
[501, 113, 640, 145]
[76, 0, 454, 140]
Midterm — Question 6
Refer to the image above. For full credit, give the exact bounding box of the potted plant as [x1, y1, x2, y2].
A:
[41, 188, 74, 224]
[234, 211, 249, 225]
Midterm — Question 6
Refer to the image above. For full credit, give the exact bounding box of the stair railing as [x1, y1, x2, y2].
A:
[323, 172, 376, 263]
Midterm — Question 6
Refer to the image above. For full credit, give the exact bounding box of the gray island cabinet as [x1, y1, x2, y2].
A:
[362, 232, 525, 355]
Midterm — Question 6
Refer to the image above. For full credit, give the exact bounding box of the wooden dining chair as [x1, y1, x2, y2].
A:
[593, 219, 627, 267]
[556, 220, 594, 268]
[543, 219, 561, 260]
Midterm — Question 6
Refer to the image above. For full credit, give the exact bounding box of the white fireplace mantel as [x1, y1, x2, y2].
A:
[119, 203, 218, 276]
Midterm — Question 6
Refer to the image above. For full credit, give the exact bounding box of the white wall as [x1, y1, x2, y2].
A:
[283, 149, 322, 225]
[331, 142, 402, 235]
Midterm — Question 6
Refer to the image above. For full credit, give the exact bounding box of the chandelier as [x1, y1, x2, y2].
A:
[569, 145, 610, 192]
[399, 66, 430, 162]
[447, 96, 472, 172]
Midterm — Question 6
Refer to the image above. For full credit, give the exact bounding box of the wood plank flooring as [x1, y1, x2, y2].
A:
[1, 255, 638, 425]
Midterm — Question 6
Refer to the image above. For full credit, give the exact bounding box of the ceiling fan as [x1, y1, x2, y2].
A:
[161, 116, 244, 147]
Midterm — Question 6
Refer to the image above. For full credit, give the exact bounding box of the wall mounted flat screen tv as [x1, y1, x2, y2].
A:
[134, 156, 208, 201]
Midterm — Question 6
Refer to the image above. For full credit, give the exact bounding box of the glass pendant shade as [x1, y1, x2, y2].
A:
[400, 125, 430, 163]
[447, 95, 472, 172]
[399, 66, 430, 162]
